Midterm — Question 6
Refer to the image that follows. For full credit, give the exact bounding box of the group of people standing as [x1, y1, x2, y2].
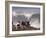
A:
[12, 21, 31, 31]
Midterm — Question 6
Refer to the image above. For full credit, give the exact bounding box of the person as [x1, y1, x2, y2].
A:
[13, 21, 20, 30]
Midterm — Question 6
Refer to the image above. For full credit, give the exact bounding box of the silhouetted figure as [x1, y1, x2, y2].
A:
[21, 21, 26, 25]
[21, 21, 26, 30]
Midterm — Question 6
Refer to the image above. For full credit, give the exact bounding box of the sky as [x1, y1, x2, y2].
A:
[12, 7, 40, 14]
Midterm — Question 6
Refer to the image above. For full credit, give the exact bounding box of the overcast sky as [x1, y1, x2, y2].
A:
[12, 7, 40, 14]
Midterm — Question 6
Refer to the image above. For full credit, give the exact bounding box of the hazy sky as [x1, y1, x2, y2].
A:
[12, 7, 40, 14]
